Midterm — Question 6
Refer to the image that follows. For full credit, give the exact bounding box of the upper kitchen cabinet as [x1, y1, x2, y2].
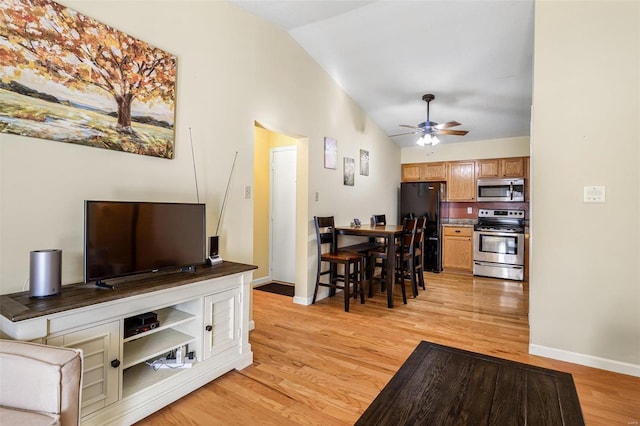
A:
[477, 157, 527, 178]
[401, 162, 447, 182]
[447, 161, 475, 201]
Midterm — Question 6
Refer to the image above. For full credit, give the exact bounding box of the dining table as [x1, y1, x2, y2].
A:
[335, 224, 404, 308]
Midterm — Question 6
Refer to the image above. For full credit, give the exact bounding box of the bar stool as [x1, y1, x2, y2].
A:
[369, 217, 417, 304]
[313, 216, 365, 312]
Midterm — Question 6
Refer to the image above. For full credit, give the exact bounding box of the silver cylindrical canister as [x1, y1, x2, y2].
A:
[30, 249, 62, 298]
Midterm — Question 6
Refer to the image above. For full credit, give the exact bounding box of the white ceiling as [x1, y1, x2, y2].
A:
[228, 0, 535, 148]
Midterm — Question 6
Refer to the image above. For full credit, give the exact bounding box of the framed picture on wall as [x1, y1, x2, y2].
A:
[344, 157, 355, 186]
[360, 149, 369, 176]
[0, 0, 177, 159]
[324, 137, 337, 169]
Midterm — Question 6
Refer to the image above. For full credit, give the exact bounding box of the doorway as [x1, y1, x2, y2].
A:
[270, 146, 296, 283]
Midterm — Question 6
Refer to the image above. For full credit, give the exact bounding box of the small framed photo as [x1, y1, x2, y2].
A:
[360, 149, 369, 176]
[324, 137, 337, 169]
[343, 157, 355, 186]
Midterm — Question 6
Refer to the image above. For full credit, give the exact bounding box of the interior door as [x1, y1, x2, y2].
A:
[270, 147, 296, 283]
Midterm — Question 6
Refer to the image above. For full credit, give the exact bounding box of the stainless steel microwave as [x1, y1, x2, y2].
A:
[477, 178, 525, 202]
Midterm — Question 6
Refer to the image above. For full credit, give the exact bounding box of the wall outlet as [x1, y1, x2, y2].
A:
[467, 207, 473, 214]
[315, 191, 319, 202]
[584, 185, 605, 203]
[244, 185, 251, 199]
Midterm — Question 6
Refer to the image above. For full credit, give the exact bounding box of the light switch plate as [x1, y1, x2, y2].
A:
[244, 185, 251, 199]
[584, 185, 605, 203]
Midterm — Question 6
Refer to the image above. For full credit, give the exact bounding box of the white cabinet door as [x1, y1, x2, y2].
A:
[47, 321, 120, 416]
[202, 288, 241, 359]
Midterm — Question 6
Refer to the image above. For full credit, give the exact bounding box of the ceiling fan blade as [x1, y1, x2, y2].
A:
[434, 121, 461, 130]
[399, 124, 419, 129]
[437, 129, 469, 136]
[389, 131, 420, 137]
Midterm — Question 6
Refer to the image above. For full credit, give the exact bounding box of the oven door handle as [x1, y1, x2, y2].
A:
[475, 231, 524, 238]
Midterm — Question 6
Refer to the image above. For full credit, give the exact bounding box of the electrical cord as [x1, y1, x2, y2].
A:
[145, 359, 185, 371]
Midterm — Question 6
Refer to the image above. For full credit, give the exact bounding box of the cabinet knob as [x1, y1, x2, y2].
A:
[111, 359, 120, 368]
[205, 325, 213, 332]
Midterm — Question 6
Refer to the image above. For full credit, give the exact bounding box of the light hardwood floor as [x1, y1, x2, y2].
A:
[136, 272, 640, 425]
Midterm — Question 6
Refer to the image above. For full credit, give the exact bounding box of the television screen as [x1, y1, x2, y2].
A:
[84, 201, 206, 284]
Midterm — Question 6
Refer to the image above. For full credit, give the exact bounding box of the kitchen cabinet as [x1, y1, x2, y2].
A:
[401, 162, 447, 182]
[443, 226, 473, 272]
[477, 157, 526, 178]
[447, 161, 475, 201]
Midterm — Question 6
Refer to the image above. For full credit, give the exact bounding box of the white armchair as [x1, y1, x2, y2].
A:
[0, 339, 82, 425]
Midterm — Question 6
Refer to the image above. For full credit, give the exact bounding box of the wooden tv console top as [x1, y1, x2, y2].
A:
[0, 261, 256, 322]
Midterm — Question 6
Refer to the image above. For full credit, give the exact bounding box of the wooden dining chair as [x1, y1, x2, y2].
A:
[368, 217, 417, 304]
[368, 214, 388, 294]
[411, 216, 427, 296]
[313, 216, 365, 312]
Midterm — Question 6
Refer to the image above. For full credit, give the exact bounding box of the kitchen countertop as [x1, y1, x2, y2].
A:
[441, 219, 476, 227]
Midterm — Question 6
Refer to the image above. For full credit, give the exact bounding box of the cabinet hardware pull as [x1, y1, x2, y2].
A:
[111, 359, 120, 368]
[206, 325, 213, 332]
[455, 230, 461, 233]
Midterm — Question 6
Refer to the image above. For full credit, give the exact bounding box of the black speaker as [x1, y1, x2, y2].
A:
[208, 236, 222, 265]
[209, 236, 219, 257]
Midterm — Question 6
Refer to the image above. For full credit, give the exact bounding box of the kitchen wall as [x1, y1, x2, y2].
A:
[530, 1, 639, 374]
[401, 136, 530, 163]
[0, 1, 400, 295]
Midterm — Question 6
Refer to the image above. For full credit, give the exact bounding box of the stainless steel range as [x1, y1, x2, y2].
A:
[473, 209, 525, 281]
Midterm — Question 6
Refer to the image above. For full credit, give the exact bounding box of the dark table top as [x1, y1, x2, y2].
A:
[356, 341, 584, 425]
[335, 224, 404, 237]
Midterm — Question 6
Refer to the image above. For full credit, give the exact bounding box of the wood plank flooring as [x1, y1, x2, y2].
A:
[135, 272, 640, 425]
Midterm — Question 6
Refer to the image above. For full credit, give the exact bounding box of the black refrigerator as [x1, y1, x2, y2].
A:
[400, 182, 444, 273]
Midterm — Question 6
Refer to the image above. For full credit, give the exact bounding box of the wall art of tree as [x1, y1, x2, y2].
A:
[0, 0, 177, 159]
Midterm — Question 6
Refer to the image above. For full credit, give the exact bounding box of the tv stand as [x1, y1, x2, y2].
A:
[0, 261, 256, 426]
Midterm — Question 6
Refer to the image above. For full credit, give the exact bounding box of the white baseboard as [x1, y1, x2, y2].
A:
[252, 276, 271, 287]
[529, 344, 640, 377]
[293, 296, 311, 305]
[293, 288, 342, 307]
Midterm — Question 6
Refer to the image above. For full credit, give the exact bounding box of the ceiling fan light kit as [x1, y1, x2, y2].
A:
[392, 94, 468, 146]
[416, 134, 440, 146]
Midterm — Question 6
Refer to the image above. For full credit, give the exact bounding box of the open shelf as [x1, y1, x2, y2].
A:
[123, 328, 195, 369]
[122, 361, 199, 398]
[123, 307, 196, 343]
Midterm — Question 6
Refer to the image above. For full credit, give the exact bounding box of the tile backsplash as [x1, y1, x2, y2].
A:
[441, 202, 529, 220]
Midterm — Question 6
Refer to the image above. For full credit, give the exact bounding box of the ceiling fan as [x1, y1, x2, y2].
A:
[391, 94, 469, 145]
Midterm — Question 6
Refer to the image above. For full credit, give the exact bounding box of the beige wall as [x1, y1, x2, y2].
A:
[401, 136, 530, 163]
[530, 1, 639, 373]
[0, 1, 400, 295]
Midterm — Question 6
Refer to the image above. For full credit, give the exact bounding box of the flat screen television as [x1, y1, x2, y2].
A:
[84, 201, 206, 285]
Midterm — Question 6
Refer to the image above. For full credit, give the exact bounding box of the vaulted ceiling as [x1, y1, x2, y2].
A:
[228, 1, 535, 147]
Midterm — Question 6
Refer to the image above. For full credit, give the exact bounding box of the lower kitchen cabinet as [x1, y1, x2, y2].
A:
[443, 226, 473, 272]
